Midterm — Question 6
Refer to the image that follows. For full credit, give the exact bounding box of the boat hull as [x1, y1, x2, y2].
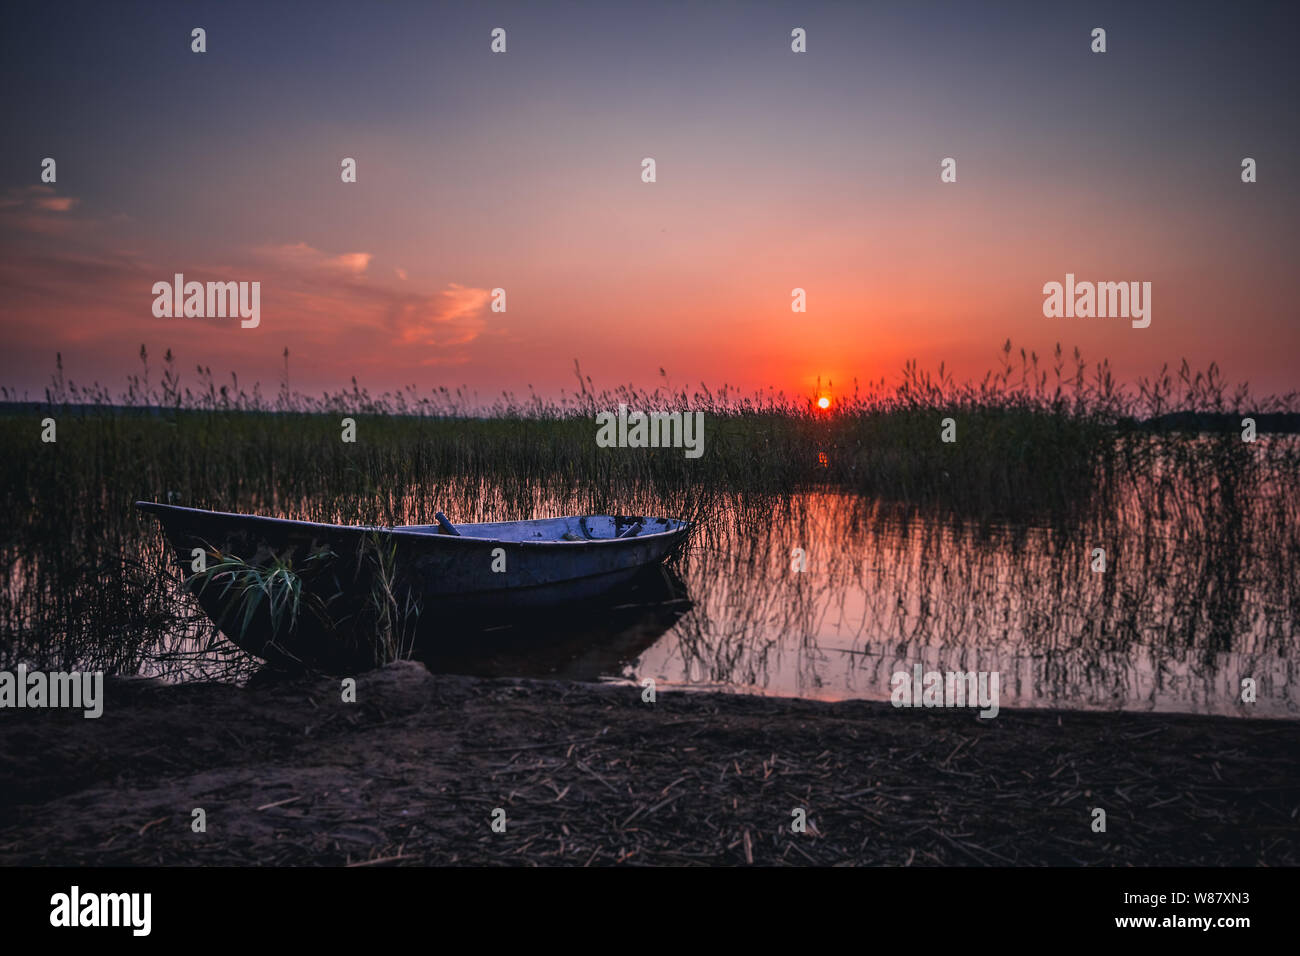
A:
[136, 502, 689, 671]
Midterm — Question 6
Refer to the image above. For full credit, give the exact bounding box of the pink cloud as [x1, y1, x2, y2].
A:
[35, 196, 77, 212]
[255, 242, 372, 276]
[247, 244, 491, 353]
[0, 186, 85, 237]
[0, 215, 495, 390]
[391, 284, 493, 352]
[0, 185, 72, 211]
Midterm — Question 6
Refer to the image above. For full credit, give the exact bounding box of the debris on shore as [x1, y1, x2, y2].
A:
[1, 662, 1295, 866]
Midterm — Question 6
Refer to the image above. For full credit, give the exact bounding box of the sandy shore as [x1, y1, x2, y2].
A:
[1, 662, 1295, 866]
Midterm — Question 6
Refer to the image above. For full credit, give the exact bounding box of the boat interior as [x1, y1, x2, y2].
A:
[397, 515, 687, 542]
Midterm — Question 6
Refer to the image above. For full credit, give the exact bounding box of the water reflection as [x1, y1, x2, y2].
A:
[634, 492, 1297, 717]
[418, 566, 691, 681]
[98, 482, 1300, 718]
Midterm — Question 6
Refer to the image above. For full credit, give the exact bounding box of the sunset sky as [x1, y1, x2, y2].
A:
[2, 0, 1297, 403]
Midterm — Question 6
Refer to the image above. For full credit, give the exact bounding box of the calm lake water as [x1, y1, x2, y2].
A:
[422, 490, 1297, 718]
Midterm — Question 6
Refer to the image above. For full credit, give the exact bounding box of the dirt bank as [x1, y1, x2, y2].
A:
[1, 662, 1295, 866]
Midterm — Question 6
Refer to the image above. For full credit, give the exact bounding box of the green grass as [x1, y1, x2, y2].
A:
[187, 545, 337, 652]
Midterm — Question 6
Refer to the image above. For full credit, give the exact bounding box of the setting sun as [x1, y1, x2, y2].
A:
[817, 397, 831, 409]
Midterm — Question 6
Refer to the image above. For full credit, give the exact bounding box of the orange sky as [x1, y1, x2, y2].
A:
[2, 1, 1297, 403]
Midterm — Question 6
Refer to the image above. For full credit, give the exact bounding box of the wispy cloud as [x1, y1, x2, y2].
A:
[255, 242, 372, 277]
[0, 185, 78, 213]
[249, 243, 492, 357]
[0, 227, 493, 373]
[0, 185, 84, 237]
[391, 283, 493, 352]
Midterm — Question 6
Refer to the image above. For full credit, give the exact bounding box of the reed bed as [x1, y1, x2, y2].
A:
[1, 342, 1296, 678]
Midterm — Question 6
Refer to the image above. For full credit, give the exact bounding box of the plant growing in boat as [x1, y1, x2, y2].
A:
[352, 532, 422, 667]
[183, 536, 422, 670]
[185, 544, 339, 665]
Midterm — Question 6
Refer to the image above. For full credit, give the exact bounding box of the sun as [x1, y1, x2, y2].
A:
[817, 396, 830, 410]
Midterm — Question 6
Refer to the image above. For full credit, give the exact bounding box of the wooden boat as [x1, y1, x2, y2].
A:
[136, 501, 689, 672]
